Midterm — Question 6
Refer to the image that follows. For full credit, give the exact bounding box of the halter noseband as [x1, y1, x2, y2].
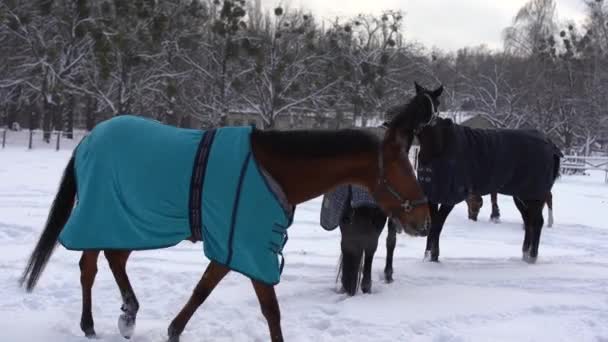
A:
[374, 145, 428, 216]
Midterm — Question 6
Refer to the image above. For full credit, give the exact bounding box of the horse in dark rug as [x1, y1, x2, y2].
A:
[320, 185, 406, 295]
[466, 191, 555, 227]
[389, 82, 562, 264]
[19, 100, 433, 342]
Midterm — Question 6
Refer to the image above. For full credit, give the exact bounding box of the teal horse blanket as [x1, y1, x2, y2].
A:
[59, 115, 294, 285]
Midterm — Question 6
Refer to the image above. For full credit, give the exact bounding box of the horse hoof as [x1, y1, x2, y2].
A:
[167, 323, 181, 342]
[522, 252, 537, 264]
[424, 250, 439, 262]
[384, 272, 393, 283]
[491, 217, 500, 223]
[84, 331, 96, 339]
[118, 313, 136, 339]
[361, 281, 372, 294]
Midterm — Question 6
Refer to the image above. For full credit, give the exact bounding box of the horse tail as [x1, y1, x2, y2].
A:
[552, 142, 563, 182]
[552, 153, 561, 182]
[20, 155, 77, 292]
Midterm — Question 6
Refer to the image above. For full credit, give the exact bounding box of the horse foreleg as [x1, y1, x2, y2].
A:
[167, 261, 230, 342]
[252, 280, 283, 342]
[79, 251, 100, 338]
[546, 191, 554, 228]
[425, 203, 453, 262]
[384, 219, 397, 283]
[105, 250, 139, 339]
[490, 193, 500, 223]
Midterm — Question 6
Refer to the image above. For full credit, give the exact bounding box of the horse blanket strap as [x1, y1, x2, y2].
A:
[320, 184, 379, 231]
[59, 115, 294, 285]
[417, 120, 562, 205]
[188, 129, 217, 242]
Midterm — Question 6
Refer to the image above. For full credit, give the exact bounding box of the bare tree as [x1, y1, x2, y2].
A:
[503, 0, 558, 56]
[238, 7, 337, 128]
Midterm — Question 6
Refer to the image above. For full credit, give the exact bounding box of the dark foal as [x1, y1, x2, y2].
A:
[466, 192, 555, 228]
[338, 206, 387, 295]
[389, 81, 562, 264]
[20, 94, 436, 342]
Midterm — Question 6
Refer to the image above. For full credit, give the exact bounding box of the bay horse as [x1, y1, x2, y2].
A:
[465, 191, 555, 227]
[18, 100, 432, 342]
[390, 82, 562, 264]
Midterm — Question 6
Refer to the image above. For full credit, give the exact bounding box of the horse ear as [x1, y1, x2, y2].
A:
[432, 85, 444, 98]
[414, 81, 425, 94]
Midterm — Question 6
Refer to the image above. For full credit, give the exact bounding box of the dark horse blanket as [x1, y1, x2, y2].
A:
[320, 185, 378, 231]
[59, 115, 294, 285]
[417, 119, 562, 205]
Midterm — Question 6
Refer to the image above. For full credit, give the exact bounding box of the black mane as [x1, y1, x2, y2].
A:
[252, 128, 380, 159]
[386, 94, 428, 132]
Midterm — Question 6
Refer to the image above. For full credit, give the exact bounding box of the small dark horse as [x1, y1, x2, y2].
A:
[337, 205, 388, 296]
[323, 185, 403, 296]
[19, 95, 434, 342]
[390, 82, 562, 264]
[466, 191, 555, 227]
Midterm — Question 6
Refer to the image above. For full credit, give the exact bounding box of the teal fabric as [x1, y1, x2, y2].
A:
[58, 115, 293, 285]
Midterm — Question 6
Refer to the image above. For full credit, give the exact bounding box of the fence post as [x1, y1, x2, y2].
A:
[28, 130, 33, 150]
[56, 131, 61, 151]
[1, 129, 5, 149]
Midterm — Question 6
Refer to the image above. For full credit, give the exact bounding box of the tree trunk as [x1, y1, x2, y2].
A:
[85, 97, 97, 131]
[64, 95, 75, 139]
[42, 101, 53, 143]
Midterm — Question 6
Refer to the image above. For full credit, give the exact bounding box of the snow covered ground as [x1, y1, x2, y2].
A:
[1, 147, 608, 342]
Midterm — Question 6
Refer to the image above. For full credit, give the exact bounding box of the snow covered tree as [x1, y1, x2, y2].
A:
[237, 7, 337, 128]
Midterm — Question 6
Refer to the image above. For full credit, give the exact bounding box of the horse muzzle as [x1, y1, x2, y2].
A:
[397, 217, 430, 237]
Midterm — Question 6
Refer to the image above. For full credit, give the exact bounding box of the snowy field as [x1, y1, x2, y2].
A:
[1, 147, 608, 342]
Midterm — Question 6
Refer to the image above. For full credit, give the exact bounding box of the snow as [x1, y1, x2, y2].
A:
[1, 147, 608, 342]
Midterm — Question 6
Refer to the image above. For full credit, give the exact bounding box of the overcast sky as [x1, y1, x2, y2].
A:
[262, 0, 589, 51]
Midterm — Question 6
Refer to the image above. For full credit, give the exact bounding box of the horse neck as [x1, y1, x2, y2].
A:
[251, 132, 379, 205]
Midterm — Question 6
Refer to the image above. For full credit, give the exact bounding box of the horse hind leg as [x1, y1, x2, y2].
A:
[104, 250, 139, 339]
[490, 193, 500, 223]
[79, 251, 100, 338]
[513, 197, 531, 258]
[546, 192, 554, 228]
[361, 250, 376, 294]
[526, 200, 545, 263]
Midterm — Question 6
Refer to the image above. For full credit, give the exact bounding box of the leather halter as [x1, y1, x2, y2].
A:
[414, 94, 439, 135]
[374, 144, 428, 217]
[373, 92, 438, 217]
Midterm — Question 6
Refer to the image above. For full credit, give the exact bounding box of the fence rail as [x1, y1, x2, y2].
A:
[561, 155, 608, 183]
[1, 128, 87, 151]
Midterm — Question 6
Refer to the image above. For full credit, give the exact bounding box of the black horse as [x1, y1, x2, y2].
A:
[320, 185, 404, 295]
[390, 82, 562, 263]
